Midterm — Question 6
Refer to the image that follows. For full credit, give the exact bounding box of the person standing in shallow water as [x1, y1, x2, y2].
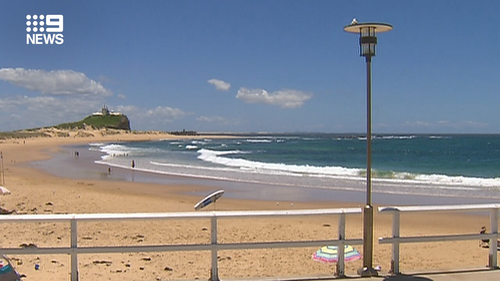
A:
[131, 160, 136, 182]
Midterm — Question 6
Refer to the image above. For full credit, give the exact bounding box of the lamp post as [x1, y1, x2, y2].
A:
[344, 19, 392, 277]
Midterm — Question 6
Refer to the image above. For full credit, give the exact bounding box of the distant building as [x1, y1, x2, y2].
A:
[92, 105, 122, 116]
[101, 105, 110, 115]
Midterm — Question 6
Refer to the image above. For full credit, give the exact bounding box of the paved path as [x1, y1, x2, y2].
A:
[369, 270, 499, 281]
[227, 270, 500, 281]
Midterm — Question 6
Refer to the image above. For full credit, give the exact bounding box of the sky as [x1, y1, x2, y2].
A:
[0, 0, 499, 134]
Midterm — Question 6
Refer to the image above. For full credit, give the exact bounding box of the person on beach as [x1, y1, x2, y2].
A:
[480, 226, 488, 247]
[479, 226, 500, 249]
[131, 160, 135, 168]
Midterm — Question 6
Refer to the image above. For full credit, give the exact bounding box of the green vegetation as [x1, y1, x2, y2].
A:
[0, 114, 131, 140]
[0, 131, 51, 140]
[54, 115, 130, 130]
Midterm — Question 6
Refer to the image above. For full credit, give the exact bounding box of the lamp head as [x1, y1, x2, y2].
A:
[344, 21, 392, 58]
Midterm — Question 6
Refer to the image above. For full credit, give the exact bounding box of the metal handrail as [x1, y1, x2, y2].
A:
[378, 204, 500, 274]
[0, 208, 363, 281]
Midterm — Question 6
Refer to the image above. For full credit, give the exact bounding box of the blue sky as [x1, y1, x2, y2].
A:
[0, 1, 498, 134]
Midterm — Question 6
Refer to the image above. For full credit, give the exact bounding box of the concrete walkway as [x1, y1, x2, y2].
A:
[225, 269, 499, 281]
[369, 270, 499, 281]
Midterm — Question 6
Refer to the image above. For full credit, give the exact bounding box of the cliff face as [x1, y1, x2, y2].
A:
[84, 114, 131, 130]
[108, 115, 131, 130]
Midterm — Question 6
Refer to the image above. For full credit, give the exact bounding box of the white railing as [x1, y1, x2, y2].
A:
[0, 208, 362, 281]
[378, 203, 500, 274]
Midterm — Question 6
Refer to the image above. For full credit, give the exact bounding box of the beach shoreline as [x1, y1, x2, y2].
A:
[32, 138, 499, 207]
[0, 130, 498, 280]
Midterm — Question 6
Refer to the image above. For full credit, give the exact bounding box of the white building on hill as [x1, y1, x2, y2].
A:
[92, 105, 122, 116]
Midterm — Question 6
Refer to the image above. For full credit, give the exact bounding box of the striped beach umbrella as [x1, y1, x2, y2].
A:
[312, 245, 361, 263]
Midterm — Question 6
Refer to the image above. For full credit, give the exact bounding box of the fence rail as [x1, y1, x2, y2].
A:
[0, 208, 362, 281]
[378, 203, 500, 274]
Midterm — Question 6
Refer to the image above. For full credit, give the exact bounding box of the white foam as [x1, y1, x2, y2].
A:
[99, 144, 132, 159]
[415, 174, 500, 187]
[246, 139, 272, 143]
[378, 135, 416, 140]
[89, 142, 106, 147]
[196, 148, 500, 188]
[197, 149, 360, 177]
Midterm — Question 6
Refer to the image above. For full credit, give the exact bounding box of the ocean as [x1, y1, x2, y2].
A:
[87, 134, 500, 202]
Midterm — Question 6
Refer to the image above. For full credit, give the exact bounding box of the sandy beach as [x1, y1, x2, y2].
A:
[0, 129, 497, 281]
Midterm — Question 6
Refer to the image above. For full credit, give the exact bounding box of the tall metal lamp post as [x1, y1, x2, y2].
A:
[344, 19, 392, 277]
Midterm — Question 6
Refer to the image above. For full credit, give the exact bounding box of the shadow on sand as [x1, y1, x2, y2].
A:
[383, 275, 433, 281]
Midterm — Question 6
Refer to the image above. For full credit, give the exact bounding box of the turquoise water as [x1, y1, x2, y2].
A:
[92, 134, 500, 199]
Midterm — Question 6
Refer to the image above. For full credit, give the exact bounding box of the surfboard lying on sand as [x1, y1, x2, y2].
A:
[194, 190, 224, 210]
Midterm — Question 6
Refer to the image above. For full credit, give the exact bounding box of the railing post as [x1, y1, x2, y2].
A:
[71, 218, 78, 281]
[210, 214, 219, 281]
[337, 212, 346, 277]
[390, 210, 400, 275]
[489, 208, 498, 269]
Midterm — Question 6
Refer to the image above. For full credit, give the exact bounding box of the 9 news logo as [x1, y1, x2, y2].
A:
[26, 14, 64, 45]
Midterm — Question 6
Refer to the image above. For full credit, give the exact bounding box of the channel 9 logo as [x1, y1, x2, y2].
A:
[26, 14, 64, 45]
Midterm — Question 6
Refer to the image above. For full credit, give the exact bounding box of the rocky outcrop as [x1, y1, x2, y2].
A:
[107, 115, 131, 130]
